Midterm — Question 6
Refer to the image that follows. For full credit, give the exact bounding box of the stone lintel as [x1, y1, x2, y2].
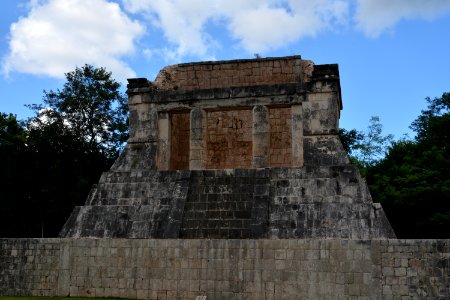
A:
[152, 94, 304, 113]
[142, 83, 307, 103]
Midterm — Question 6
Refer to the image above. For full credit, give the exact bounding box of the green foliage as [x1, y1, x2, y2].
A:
[28, 64, 128, 159]
[366, 93, 450, 238]
[411, 92, 450, 148]
[339, 116, 393, 175]
[338, 128, 364, 155]
[0, 113, 26, 147]
[0, 114, 32, 236]
[340, 94, 450, 237]
[0, 297, 126, 300]
[0, 65, 127, 237]
[357, 116, 394, 166]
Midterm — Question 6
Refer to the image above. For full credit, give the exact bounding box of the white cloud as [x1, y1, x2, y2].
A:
[122, 0, 349, 57]
[226, 0, 349, 53]
[356, 0, 450, 37]
[123, 0, 219, 60]
[2, 0, 144, 81]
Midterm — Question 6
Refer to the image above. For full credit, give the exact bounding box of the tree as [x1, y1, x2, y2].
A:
[24, 119, 111, 237]
[0, 113, 26, 147]
[357, 116, 394, 166]
[0, 65, 129, 237]
[338, 128, 364, 155]
[410, 92, 450, 149]
[339, 116, 393, 174]
[0, 113, 32, 236]
[366, 93, 450, 238]
[29, 64, 128, 159]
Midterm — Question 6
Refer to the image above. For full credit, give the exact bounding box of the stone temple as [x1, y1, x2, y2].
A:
[3, 56, 449, 299]
[60, 55, 395, 239]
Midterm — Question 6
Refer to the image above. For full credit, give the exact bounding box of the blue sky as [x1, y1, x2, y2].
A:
[1, 0, 450, 139]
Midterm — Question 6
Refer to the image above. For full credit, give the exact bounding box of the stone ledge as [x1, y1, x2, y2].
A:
[128, 83, 308, 100]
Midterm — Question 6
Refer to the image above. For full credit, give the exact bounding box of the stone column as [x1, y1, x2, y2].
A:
[112, 94, 159, 171]
[157, 112, 170, 170]
[291, 104, 304, 167]
[128, 95, 157, 143]
[252, 105, 270, 168]
[190, 108, 206, 170]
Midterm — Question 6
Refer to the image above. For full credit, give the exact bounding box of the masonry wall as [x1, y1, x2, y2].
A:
[269, 107, 292, 167]
[123, 58, 344, 172]
[1, 238, 448, 299]
[206, 109, 253, 169]
[154, 56, 306, 91]
[170, 111, 190, 170]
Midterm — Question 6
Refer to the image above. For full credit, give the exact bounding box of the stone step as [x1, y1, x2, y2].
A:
[100, 170, 191, 183]
[271, 194, 364, 204]
[267, 202, 387, 239]
[59, 204, 185, 239]
[180, 228, 251, 239]
[88, 182, 176, 204]
[179, 170, 269, 239]
[91, 178, 361, 200]
[60, 164, 394, 239]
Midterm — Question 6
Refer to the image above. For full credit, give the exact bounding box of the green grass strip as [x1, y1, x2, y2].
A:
[0, 297, 127, 300]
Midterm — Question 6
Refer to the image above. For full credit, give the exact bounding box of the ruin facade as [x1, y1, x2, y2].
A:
[2, 56, 449, 300]
[60, 55, 395, 239]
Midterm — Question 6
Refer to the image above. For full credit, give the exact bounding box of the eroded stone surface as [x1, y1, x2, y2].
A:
[1, 238, 448, 299]
[61, 55, 394, 239]
[154, 56, 304, 91]
[60, 165, 395, 239]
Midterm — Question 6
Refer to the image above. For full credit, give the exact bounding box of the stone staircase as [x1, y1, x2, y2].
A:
[179, 169, 270, 239]
[60, 165, 395, 239]
[59, 171, 190, 238]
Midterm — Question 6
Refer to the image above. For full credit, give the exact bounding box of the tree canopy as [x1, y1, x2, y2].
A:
[366, 93, 450, 238]
[29, 64, 128, 159]
[0, 65, 127, 237]
[339, 116, 393, 174]
[341, 93, 450, 238]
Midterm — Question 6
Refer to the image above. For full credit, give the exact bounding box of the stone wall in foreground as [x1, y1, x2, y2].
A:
[1, 238, 448, 299]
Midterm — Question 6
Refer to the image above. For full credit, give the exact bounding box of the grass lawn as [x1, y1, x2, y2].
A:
[0, 298, 127, 300]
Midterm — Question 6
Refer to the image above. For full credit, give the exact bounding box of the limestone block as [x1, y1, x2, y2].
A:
[190, 108, 206, 170]
[291, 104, 304, 167]
[303, 136, 349, 166]
[252, 105, 269, 168]
[8, 238, 450, 298]
[157, 112, 170, 170]
[128, 94, 143, 105]
[128, 103, 158, 143]
[303, 93, 339, 134]
[110, 142, 158, 171]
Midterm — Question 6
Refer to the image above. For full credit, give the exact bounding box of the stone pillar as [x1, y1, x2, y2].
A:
[190, 108, 206, 170]
[128, 95, 157, 143]
[252, 105, 270, 168]
[291, 104, 304, 167]
[157, 112, 170, 170]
